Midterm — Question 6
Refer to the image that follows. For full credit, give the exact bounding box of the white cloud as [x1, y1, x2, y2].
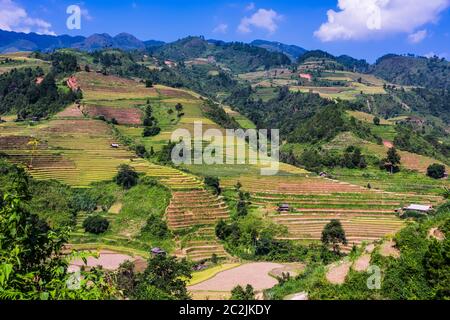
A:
[408, 29, 428, 43]
[314, 0, 450, 42]
[0, 0, 55, 35]
[245, 2, 255, 11]
[213, 23, 228, 34]
[238, 8, 283, 34]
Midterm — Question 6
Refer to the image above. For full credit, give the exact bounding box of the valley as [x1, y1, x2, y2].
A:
[0, 33, 449, 302]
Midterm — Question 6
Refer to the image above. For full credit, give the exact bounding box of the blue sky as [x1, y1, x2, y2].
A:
[1, 0, 450, 62]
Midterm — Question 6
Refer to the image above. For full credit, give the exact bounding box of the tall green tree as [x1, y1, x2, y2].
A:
[321, 220, 347, 253]
[115, 164, 139, 189]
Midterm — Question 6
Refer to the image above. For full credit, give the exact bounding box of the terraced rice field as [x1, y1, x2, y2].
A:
[137, 164, 231, 261]
[222, 176, 443, 251]
[0, 119, 145, 187]
[71, 72, 233, 261]
[0, 53, 50, 74]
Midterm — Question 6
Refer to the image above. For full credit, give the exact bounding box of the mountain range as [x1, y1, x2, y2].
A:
[0, 30, 165, 53]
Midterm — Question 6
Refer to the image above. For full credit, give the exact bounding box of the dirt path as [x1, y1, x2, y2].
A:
[188, 262, 283, 292]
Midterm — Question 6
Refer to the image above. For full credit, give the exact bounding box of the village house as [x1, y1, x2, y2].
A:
[399, 204, 434, 215]
[277, 204, 290, 213]
[151, 247, 166, 257]
[395, 116, 425, 127]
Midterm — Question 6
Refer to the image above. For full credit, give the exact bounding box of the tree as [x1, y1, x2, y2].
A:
[145, 79, 153, 88]
[134, 254, 192, 300]
[143, 126, 161, 137]
[373, 117, 381, 126]
[135, 144, 147, 158]
[423, 239, 450, 299]
[115, 164, 139, 189]
[215, 219, 230, 240]
[236, 191, 249, 217]
[0, 190, 116, 299]
[387, 147, 401, 165]
[205, 176, 221, 195]
[230, 285, 255, 300]
[175, 103, 184, 113]
[116, 261, 137, 298]
[83, 215, 109, 234]
[383, 147, 401, 174]
[427, 163, 446, 179]
[140, 215, 171, 239]
[321, 219, 347, 253]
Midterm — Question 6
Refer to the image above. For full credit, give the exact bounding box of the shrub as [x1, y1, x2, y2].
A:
[135, 144, 147, 158]
[115, 164, 139, 189]
[321, 219, 347, 253]
[82, 215, 109, 234]
[230, 285, 255, 300]
[141, 215, 171, 239]
[427, 163, 446, 179]
[143, 126, 161, 137]
[205, 176, 221, 195]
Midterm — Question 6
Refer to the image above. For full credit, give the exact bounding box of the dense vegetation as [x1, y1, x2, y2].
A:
[0, 67, 81, 119]
[267, 201, 450, 300]
[0, 163, 116, 299]
[372, 54, 450, 89]
[153, 36, 291, 73]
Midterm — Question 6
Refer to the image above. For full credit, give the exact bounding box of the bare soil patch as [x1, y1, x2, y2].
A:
[379, 240, 400, 258]
[85, 105, 143, 125]
[353, 255, 371, 272]
[326, 261, 352, 285]
[56, 104, 84, 118]
[428, 228, 445, 241]
[188, 262, 283, 292]
[383, 140, 394, 148]
[270, 263, 305, 278]
[68, 250, 141, 272]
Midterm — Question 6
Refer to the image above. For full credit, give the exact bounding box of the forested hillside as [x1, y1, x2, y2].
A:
[153, 36, 291, 73]
[372, 54, 450, 89]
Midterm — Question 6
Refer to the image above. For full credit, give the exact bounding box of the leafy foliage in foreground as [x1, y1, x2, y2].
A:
[0, 172, 116, 300]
